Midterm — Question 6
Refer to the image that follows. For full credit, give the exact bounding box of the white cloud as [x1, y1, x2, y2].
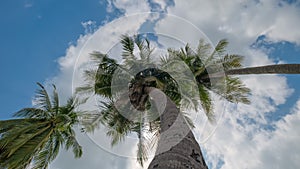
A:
[81, 20, 97, 34]
[253, 99, 300, 169]
[204, 98, 300, 169]
[107, 0, 151, 15]
[163, 0, 300, 46]
[152, 0, 167, 10]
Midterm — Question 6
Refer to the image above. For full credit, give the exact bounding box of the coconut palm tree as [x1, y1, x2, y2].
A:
[0, 83, 83, 169]
[77, 35, 251, 168]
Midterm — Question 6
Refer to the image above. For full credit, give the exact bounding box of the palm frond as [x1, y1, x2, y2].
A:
[76, 69, 97, 96]
[196, 39, 212, 61]
[79, 111, 102, 133]
[13, 108, 48, 119]
[147, 121, 160, 149]
[224, 76, 251, 104]
[100, 101, 134, 146]
[198, 85, 214, 122]
[136, 128, 149, 167]
[51, 84, 59, 115]
[61, 128, 82, 158]
[0, 119, 35, 133]
[35, 82, 52, 112]
[222, 54, 244, 70]
[90, 52, 107, 64]
[106, 128, 127, 147]
[134, 35, 152, 61]
[0, 119, 48, 151]
[181, 111, 195, 128]
[121, 35, 136, 65]
[0, 121, 53, 169]
[94, 56, 120, 98]
[3, 123, 51, 158]
[213, 39, 228, 56]
[31, 134, 59, 169]
[213, 76, 251, 104]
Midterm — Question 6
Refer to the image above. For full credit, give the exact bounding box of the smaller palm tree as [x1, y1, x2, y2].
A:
[0, 83, 83, 169]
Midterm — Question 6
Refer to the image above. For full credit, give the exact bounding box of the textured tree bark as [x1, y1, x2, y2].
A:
[201, 64, 300, 80]
[147, 88, 208, 169]
[226, 64, 300, 75]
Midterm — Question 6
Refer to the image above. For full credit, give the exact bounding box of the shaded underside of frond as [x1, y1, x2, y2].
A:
[101, 101, 136, 146]
[94, 56, 119, 98]
[0, 119, 53, 169]
[31, 131, 62, 169]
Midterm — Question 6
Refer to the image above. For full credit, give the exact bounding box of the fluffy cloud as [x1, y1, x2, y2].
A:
[204, 98, 300, 169]
[107, 0, 151, 14]
[165, 0, 300, 45]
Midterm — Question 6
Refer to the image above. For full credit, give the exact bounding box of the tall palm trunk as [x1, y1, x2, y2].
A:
[226, 64, 300, 75]
[204, 64, 300, 79]
[147, 88, 208, 169]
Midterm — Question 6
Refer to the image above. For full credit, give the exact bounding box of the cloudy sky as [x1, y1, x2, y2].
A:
[1, 0, 300, 169]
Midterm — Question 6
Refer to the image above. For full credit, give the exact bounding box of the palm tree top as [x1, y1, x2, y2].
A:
[77, 34, 251, 166]
[0, 83, 83, 169]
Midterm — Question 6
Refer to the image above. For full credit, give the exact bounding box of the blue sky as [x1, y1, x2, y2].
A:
[1, 0, 300, 169]
[0, 0, 110, 119]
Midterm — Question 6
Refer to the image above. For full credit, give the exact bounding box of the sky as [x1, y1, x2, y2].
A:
[0, 0, 300, 169]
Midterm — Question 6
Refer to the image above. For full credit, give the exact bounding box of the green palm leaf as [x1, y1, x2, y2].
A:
[52, 84, 59, 115]
[14, 108, 48, 119]
[121, 34, 136, 65]
[35, 82, 52, 112]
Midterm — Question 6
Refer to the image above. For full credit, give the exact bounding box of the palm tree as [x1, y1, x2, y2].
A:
[0, 83, 83, 169]
[77, 35, 251, 168]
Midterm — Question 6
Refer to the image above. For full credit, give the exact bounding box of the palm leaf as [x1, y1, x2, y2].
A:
[136, 128, 149, 167]
[75, 69, 97, 98]
[221, 54, 244, 70]
[95, 55, 119, 98]
[52, 84, 59, 115]
[35, 82, 52, 112]
[1, 122, 53, 169]
[213, 39, 228, 56]
[64, 129, 83, 158]
[224, 76, 251, 104]
[13, 108, 48, 119]
[31, 134, 57, 169]
[121, 35, 136, 65]
[198, 85, 214, 122]
[134, 35, 153, 61]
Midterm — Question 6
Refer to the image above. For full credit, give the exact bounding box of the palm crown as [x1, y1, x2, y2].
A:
[77, 35, 250, 166]
[0, 83, 83, 169]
